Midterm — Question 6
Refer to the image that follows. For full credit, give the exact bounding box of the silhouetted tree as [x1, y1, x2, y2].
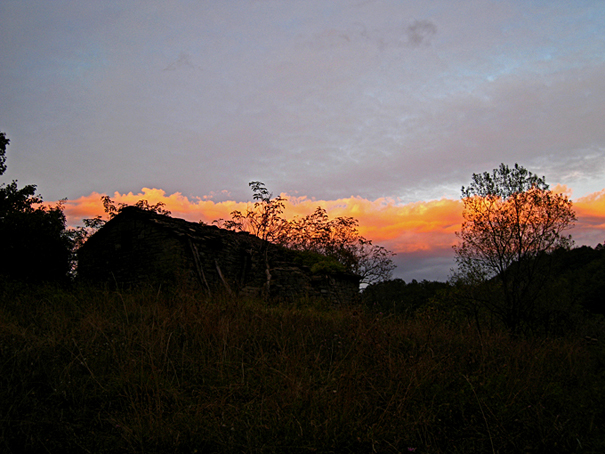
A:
[94, 195, 171, 223]
[453, 163, 576, 333]
[214, 182, 288, 294]
[217, 181, 288, 244]
[281, 206, 395, 285]
[216, 182, 395, 286]
[0, 132, 71, 281]
[0, 131, 8, 176]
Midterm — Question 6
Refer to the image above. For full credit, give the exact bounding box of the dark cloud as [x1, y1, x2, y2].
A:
[405, 20, 437, 47]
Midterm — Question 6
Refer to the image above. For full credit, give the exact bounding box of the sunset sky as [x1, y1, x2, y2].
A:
[2, 0, 605, 281]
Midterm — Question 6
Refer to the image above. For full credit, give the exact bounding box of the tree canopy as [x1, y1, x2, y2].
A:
[453, 163, 576, 332]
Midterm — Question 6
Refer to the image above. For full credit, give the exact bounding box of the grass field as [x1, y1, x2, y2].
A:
[1, 281, 604, 453]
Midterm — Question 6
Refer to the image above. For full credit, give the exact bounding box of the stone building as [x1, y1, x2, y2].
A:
[77, 206, 360, 303]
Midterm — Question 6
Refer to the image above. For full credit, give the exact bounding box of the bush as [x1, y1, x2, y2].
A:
[292, 249, 347, 274]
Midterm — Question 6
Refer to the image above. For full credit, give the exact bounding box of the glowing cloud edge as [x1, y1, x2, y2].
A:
[57, 187, 605, 259]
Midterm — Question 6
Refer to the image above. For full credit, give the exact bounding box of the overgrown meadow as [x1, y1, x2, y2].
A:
[1, 281, 604, 454]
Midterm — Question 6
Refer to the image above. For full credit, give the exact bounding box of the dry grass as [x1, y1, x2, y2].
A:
[1, 281, 604, 453]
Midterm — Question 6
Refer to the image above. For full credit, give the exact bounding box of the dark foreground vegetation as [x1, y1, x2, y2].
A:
[1, 280, 604, 454]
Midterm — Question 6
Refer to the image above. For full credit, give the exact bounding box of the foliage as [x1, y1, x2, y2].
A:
[0, 132, 72, 282]
[363, 278, 451, 316]
[100, 194, 170, 220]
[0, 182, 72, 282]
[453, 163, 576, 333]
[214, 182, 288, 294]
[281, 205, 396, 284]
[217, 182, 395, 285]
[448, 243, 605, 338]
[538, 245, 605, 318]
[553, 245, 605, 315]
[91, 194, 171, 225]
[0, 131, 8, 176]
[217, 181, 289, 244]
[291, 249, 347, 274]
[1, 282, 604, 453]
[352, 239, 397, 285]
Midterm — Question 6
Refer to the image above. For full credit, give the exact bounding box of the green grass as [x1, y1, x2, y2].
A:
[1, 281, 604, 453]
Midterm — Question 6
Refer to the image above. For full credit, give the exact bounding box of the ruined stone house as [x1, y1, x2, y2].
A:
[77, 206, 360, 303]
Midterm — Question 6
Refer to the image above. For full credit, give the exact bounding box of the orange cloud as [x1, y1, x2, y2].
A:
[572, 189, 605, 245]
[285, 196, 463, 254]
[61, 188, 250, 226]
[59, 187, 605, 258]
[59, 188, 463, 256]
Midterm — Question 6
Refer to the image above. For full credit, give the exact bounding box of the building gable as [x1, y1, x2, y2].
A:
[77, 207, 359, 303]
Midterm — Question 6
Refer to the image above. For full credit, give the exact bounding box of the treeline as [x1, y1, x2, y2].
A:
[547, 244, 605, 315]
[362, 278, 450, 315]
[362, 243, 605, 324]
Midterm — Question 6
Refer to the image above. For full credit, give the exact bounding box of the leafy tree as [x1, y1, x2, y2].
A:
[216, 182, 395, 286]
[453, 163, 576, 333]
[0, 132, 72, 281]
[96, 194, 171, 223]
[281, 206, 395, 285]
[281, 206, 359, 265]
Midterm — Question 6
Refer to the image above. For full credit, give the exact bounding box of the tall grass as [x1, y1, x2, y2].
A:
[1, 281, 603, 453]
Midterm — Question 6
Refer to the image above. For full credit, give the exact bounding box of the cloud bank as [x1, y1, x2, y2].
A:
[59, 186, 605, 282]
[2, 1, 605, 206]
